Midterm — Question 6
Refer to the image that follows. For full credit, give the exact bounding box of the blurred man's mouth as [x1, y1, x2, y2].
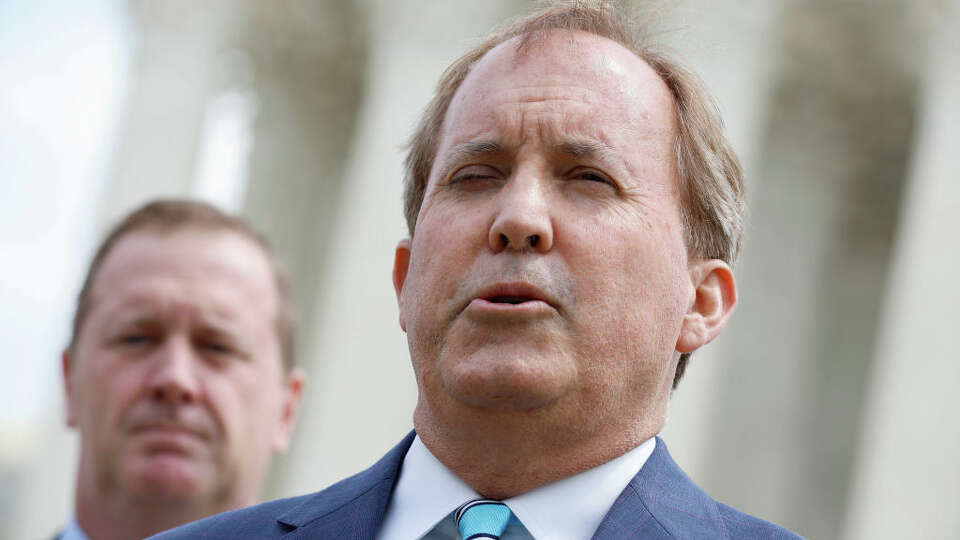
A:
[130, 423, 209, 454]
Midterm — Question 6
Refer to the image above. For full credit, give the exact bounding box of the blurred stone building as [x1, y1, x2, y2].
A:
[2, 0, 958, 538]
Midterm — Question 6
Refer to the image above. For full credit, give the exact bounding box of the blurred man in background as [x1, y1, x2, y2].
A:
[155, 2, 800, 538]
[58, 199, 304, 540]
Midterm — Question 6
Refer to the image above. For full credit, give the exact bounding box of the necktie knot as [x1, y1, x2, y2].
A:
[455, 499, 512, 540]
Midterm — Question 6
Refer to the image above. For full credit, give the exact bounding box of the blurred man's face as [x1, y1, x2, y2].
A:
[395, 31, 698, 439]
[65, 229, 301, 508]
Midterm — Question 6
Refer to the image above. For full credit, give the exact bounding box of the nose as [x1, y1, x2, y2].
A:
[148, 337, 200, 405]
[488, 173, 554, 253]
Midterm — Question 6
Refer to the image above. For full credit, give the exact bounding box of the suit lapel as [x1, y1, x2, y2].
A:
[591, 485, 673, 540]
[592, 438, 728, 540]
[277, 432, 416, 540]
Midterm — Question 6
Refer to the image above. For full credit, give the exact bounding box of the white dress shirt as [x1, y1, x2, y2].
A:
[377, 435, 656, 540]
[61, 515, 91, 540]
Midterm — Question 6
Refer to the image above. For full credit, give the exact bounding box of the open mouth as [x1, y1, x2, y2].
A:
[468, 282, 556, 314]
[488, 295, 536, 304]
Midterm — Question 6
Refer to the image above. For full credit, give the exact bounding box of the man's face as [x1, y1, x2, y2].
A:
[65, 229, 301, 506]
[395, 31, 704, 438]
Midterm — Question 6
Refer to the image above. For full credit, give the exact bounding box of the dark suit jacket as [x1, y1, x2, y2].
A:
[151, 432, 803, 539]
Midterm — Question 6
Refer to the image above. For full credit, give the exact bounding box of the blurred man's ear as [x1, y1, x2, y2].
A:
[676, 259, 737, 354]
[271, 367, 305, 453]
[62, 349, 78, 428]
[393, 239, 411, 332]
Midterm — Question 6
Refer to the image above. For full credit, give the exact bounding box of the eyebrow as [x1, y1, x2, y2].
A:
[445, 140, 503, 162]
[105, 299, 239, 330]
[557, 139, 616, 158]
[438, 138, 618, 173]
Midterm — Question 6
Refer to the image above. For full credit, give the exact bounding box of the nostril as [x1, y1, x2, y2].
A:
[499, 233, 509, 248]
[528, 234, 539, 248]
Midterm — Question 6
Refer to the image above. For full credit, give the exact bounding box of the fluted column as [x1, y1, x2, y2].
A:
[694, 1, 925, 537]
[843, 2, 960, 537]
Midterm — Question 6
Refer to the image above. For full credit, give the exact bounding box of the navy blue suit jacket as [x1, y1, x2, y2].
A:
[151, 432, 802, 539]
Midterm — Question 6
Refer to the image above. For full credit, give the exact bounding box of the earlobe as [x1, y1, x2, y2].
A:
[676, 260, 737, 353]
[62, 349, 77, 428]
[272, 368, 305, 453]
[393, 239, 412, 332]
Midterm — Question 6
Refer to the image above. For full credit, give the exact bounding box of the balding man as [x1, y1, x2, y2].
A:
[59, 200, 304, 540]
[155, 2, 801, 538]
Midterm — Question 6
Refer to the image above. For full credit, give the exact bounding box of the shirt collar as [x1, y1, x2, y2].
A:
[377, 435, 656, 540]
[378, 436, 478, 539]
[505, 438, 656, 539]
[62, 515, 92, 540]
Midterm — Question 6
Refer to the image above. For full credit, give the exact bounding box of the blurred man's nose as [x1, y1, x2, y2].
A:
[148, 336, 200, 404]
[488, 171, 554, 254]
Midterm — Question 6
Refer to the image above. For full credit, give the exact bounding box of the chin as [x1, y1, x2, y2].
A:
[125, 455, 210, 498]
[439, 346, 577, 410]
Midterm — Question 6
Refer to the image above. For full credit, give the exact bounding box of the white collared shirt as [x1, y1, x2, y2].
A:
[377, 435, 656, 540]
[61, 515, 92, 540]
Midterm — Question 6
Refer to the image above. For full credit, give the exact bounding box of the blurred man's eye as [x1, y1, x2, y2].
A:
[119, 334, 152, 346]
[203, 342, 232, 355]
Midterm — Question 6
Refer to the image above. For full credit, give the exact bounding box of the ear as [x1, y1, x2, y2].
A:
[62, 349, 78, 428]
[393, 239, 412, 332]
[271, 367, 305, 453]
[676, 259, 737, 354]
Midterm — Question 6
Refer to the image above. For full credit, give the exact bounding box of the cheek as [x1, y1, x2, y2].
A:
[79, 359, 143, 427]
[210, 366, 284, 437]
[568, 221, 688, 351]
[406, 221, 475, 319]
[208, 371, 258, 419]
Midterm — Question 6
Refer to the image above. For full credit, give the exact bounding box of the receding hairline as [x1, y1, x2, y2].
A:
[82, 226, 281, 317]
[445, 29, 677, 129]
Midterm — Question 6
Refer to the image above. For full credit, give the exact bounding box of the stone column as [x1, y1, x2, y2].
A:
[843, 1, 960, 537]
[98, 0, 240, 222]
[237, 1, 369, 385]
[693, 1, 925, 537]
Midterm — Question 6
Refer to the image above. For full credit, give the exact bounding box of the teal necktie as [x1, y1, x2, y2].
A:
[455, 499, 512, 540]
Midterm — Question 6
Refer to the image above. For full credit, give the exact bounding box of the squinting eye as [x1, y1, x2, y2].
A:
[120, 335, 152, 346]
[203, 343, 232, 355]
[449, 164, 501, 185]
[574, 170, 612, 184]
[452, 173, 492, 183]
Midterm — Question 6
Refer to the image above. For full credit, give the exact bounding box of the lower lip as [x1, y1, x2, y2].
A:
[132, 428, 204, 451]
[466, 298, 554, 315]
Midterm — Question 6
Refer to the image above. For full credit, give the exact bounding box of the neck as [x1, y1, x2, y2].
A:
[413, 399, 665, 500]
[74, 475, 250, 540]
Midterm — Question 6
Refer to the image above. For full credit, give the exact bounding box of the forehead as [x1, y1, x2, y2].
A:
[440, 30, 676, 148]
[88, 229, 278, 322]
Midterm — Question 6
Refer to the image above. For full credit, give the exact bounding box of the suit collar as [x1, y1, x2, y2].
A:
[269, 433, 726, 539]
[275, 431, 416, 537]
[592, 437, 727, 539]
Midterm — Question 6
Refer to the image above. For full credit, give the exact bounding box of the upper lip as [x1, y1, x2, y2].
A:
[473, 282, 556, 308]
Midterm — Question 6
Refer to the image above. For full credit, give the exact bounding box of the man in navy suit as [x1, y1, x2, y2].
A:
[157, 2, 802, 538]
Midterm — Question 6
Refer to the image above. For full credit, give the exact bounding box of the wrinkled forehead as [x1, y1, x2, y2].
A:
[441, 30, 677, 144]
